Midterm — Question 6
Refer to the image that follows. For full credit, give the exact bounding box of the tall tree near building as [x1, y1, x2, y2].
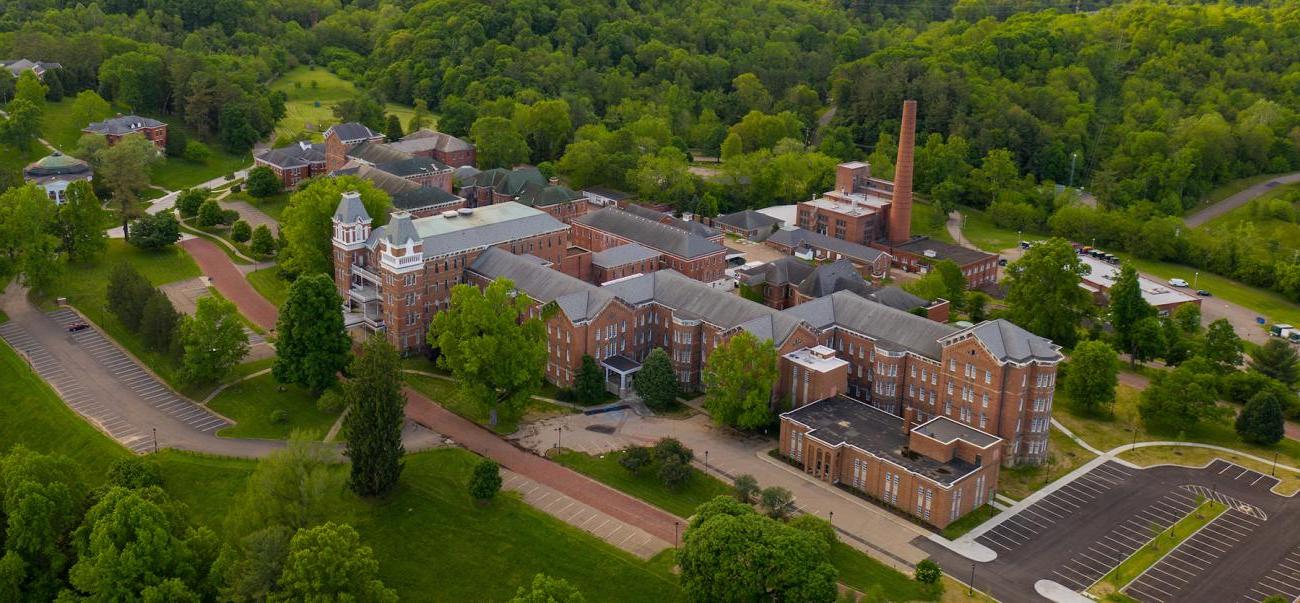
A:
[280, 176, 390, 277]
[178, 296, 249, 385]
[1249, 339, 1299, 386]
[139, 290, 180, 353]
[342, 333, 406, 497]
[107, 263, 154, 331]
[274, 274, 351, 393]
[384, 114, 403, 141]
[331, 95, 385, 131]
[0, 185, 60, 290]
[91, 135, 162, 239]
[69, 90, 112, 130]
[52, 181, 107, 262]
[1172, 303, 1201, 334]
[1203, 318, 1244, 370]
[701, 331, 778, 429]
[13, 71, 46, 110]
[246, 166, 282, 198]
[1236, 390, 1285, 446]
[1129, 316, 1165, 367]
[514, 99, 572, 161]
[1004, 238, 1091, 347]
[0, 98, 41, 149]
[1063, 339, 1119, 414]
[407, 99, 431, 132]
[573, 355, 606, 405]
[1108, 264, 1155, 357]
[931, 259, 967, 308]
[427, 278, 547, 426]
[634, 348, 679, 410]
[470, 116, 531, 169]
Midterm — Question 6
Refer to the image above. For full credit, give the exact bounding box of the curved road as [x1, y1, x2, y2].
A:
[1185, 171, 1300, 227]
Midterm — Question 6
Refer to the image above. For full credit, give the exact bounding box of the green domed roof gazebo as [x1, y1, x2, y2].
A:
[23, 151, 93, 204]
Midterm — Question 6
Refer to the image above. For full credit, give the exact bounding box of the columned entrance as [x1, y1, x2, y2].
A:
[600, 355, 642, 396]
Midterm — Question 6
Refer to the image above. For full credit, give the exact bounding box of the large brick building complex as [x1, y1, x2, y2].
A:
[572, 208, 727, 283]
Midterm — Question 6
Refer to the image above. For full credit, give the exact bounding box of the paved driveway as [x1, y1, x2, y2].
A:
[180, 237, 279, 331]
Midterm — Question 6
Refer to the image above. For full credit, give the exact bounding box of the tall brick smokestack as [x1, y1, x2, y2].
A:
[888, 100, 917, 244]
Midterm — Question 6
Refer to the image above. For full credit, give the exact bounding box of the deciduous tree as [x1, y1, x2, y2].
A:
[246, 166, 282, 198]
[1109, 264, 1156, 355]
[1004, 238, 1091, 347]
[702, 331, 778, 429]
[1138, 364, 1225, 433]
[128, 212, 181, 250]
[634, 348, 679, 410]
[251, 225, 276, 256]
[470, 116, 530, 169]
[52, 181, 107, 262]
[226, 436, 343, 537]
[1063, 339, 1119, 414]
[1203, 318, 1244, 370]
[273, 273, 351, 392]
[342, 333, 406, 497]
[280, 176, 389, 277]
[510, 574, 585, 603]
[274, 522, 397, 602]
[427, 278, 547, 426]
[92, 135, 161, 238]
[178, 296, 249, 385]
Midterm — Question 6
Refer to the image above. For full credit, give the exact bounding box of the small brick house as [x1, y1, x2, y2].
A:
[253, 141, 327, 188]
[81, 115, 167, 150]
[780, 395, 1002, 528]
[765, 227, 892, 279]
[323, 123, 386, 172]
[385, 129, 476, 168]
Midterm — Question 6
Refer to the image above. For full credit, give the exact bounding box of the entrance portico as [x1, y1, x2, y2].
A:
[601, 355, 641, 396]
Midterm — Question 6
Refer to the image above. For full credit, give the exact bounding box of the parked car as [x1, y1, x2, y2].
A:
[1197, 289, 1212, 297]
[998, 258, 1008, 266]
[66, 322, 90, 332]
[1168, 278, 1189, 287]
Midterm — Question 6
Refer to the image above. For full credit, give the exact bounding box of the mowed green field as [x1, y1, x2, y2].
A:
[269, 67, 427, 142]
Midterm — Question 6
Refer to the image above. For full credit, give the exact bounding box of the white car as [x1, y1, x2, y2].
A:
[1168, 278, 1189, 287]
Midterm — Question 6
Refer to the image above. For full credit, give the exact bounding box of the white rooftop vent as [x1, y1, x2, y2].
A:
[298, 141, 311, 151]
[441, 210, 458, 219]
[923, 249, 938, 258]
[457, 207, 473, 215]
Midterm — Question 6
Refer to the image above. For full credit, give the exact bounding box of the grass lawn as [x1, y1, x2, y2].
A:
[959, 206, 1036, 253]
[912, 200, 956, 244]
[207, 372, 338, 440]
[999, 427, 1096, 500]
[831, 541, 941, 601]
[549, 448, 732, 517]
[1089, 499, 1225, 597]
[1119, 446, 1300, 496]
[229, 189, 291, 222]
[0, 143, 48, 181]
[1056, 384, 1300, 474]
[940, 505, 999, 540]
[32, 239, 200, 390]
[269, 67, 424, 143]
[1118, 253, 1300, 328]
[406, 373, 572, 435]
[246, 267, 292, 307]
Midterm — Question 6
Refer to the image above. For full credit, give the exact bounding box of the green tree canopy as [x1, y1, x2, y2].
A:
[1236, 389, 1285, 446]
[1138, 363, 1226, 434]
[701, 331, 778, 430]
[178, 296, 249, 385]
[273, 273, 351, 393]
[634, 348, 679, 411]
[510, 574, 585, 603]
[1064, 340, 1119, 414]
[274, 522, 397, 602]
[470, 116, 530, 169]
[1005, 238, 1091, 347]
[280, 176, 390, 277]
[52, 181, 107, 262]
[343, 333, 406, 497]
[1108, 264, 1156, 354]
[1249, 339, 1299, 386]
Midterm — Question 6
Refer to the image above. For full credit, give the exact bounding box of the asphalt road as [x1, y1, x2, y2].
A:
[1184, 172, 1300, 228]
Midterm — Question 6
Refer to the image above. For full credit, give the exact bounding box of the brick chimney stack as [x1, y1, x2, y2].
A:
[888, 100, 917, 244]
[903, 407, 916, 434]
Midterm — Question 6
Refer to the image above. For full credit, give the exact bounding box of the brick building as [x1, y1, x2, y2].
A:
[82, 115, 167, 150]
[765, 227, 892, 279]
[589, 244, 661, 284]
[343, 165, 464, 218]
[572, 208, 727, 283]
[516, 180, 594, 224]
[1, 59, 61, 79]
[253, 142, 327, 188]
[323, 123, 385, 172]
[344, 141, 453, 192]
[621, 203, 723, 242]
[459, 167, 547, 207]
[780, 396, 1001, 528]
[331, 194, 568, 351]
[737, 257, 948, 321]
[884, 238, 1000, 288]
[386, 129, 476, 168]
[710, 209, 783, 241]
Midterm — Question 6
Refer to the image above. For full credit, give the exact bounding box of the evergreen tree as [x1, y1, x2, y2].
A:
[1250, 339, 1300, 386]
[139, 289, 180, 353]
[273, 274, 351, 393]
[1236, 390, 1285, 445]
[106, 263, 154, 331]
[468, 459, 502, 502]
[1109, 264, 1156, 354]
[572, 355, 606, 405]
[633, 348, 679, 410]
[384, 114, 403, 141]
[343, 333, 406, 497]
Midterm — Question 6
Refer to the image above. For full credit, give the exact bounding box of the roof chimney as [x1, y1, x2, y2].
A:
[888, 100, 917, 245]
[903, 407, 916, 435]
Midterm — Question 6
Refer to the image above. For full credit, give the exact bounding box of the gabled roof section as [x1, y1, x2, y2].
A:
[862, 286, 927, 313]
[574, 208, 724, 260]
[517, 183, 585, 208]
[385, 213, 420, 246]
[622, 204, 721, 239]
[714, 209, 782, 231]
[255, 142, 325, 169]
[347, 141, 412, 166]
[348, 165, 462, 211]
[469, 248, 613, 323]
[767, 227, 887, 264]
[83, 115, 165, 135]
[325, 122, 382, 143]
[947, 320, 1062, 364]
[388, 129, 474, 154]
[333, 191, 371, 223]
[737, 256, 815, 287]
[591, 243, 660, 269]
[603, 270, 801, 343]
[797, 259, 873, 298]
[781, 291, 957, 359]
[461, 166, 546, 196]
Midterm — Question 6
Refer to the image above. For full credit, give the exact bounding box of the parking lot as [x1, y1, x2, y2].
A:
[0, 319, 153, 452]
[53, 308, 231, 435]
[920, 459, 1300, 603]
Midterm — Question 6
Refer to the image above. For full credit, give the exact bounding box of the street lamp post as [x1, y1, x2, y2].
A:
[1068, 152, 1079, 189]
[555, 426, 562, 450]
[969, 562, 976, 596]
[829, 510, 834, 525]
[704, 450, 709, 472]
[152, 427, 157, 454]
[1193, 272, 1199, 289]
[1274, 451, 1279, 477]
[674, 521, 679, 549]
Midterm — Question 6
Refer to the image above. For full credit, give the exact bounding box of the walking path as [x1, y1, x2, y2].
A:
[501, 469, 671, 559]
[1185, 171, 1300, 227]
[106, 168, 252, 238]
[402, 387, 683, 547]
[180, 237, 279, 331]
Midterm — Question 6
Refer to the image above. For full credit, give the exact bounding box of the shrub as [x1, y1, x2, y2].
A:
[129, 212, 180, 250]
[317, 388, 346, 413]
[469, 459, 502, 502]
[231, 220, 252, 242]
[618, 446, 652, 474]
[658, 457, 691, 490]
[652, 437, 693, 466]
[914, 559, 942, 585]
[733, 473, 760, 503]
[197, 199, 223, 226]
[176, 188, 209, 218]
[760, 486, 794, 519]
[221, 209, 240, 225]
[270, 409, 289, 424]
[250, 225, 276, 256]
[232, 184, 242, 193]
[182, 140, 211, 162]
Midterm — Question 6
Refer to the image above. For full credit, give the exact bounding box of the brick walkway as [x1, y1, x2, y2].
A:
[403, 387, 683, 545]
[180, 238, 279, 331]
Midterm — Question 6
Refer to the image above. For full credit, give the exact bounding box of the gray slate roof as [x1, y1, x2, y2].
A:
[256, 142, 325, 169]
[469, 248, 613, 323]
[385, 213, 420, 246]
[604, 271, 801, 342]
[767, 227, 886, 264]
[2, 59, 61, 77]
[83, 115, 165, 135]
[737, 256, 815, 286]
[350, 165, 462, 211]
[781, 291, 958, 359]
[862, 286, 928, 312]
[517, 183, 584, 208]
[326, 122, 381, 143]
[894, 237, 996, 266]
[387, 129, 474, 154]
[333, 192, 371, 223]
[591, 243, 660, 268]
[575, 208, 724, 260]
[347, 141, 413, 166]
[461, 167, 546, 196]
[367, 204, 567, 258]
[714, 209, 781, 231]
[948, 320, 1062, 363]
[622, 203, 721, 239]
[797, 259, 873, 298]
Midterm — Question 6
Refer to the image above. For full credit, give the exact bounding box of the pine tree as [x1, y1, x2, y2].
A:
[273, 274, 351, 393]
[573, 355, 606, 405]
[384, 114, 403, 141]
[139, 289, 180, 353]
[1236, 390, 1285, 445]
[634, 348, 679, 410]
[106, 263, 154, 331]
[343, 333, 406, 496]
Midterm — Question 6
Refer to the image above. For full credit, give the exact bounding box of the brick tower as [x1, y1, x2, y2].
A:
[888, 100, 917, 244]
